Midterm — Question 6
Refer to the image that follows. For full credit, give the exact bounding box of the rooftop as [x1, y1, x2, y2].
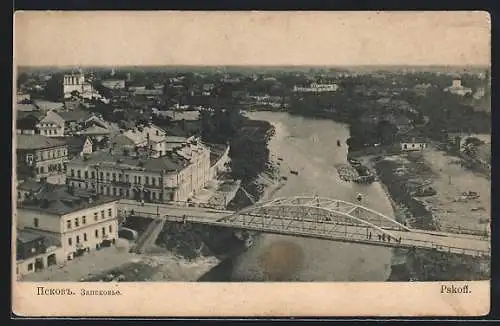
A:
[17, 228, 45, 244]
[157, 110, 200, 121]
[16, 134, 67, 150]
[61, 136, 90, 153]
[68, 149, 189, 172]
[57, 109, 93, 122]
[18, 179, 45, 192]
[18, 184, 118, 216]
[400, 136, 428, 143]
[33, 100, 64, 112]
[79, 125, 111, 135]
[17, 103, 38, 112]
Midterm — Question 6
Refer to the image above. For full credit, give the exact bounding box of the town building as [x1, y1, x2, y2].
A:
[63, 71, 94, 99]
[17, 178, 46, 202]
[293, 83, 339, 93]
[33, 100, 64, 113]
[16, 228, 63, 278]
[36, 111, 65, 137]
[16, 185, 119, 261]
[16, 112, 42, 135]
[400, 137, 428, 152]
[443, 79, 473, 96]
[65, 137, 212, 203]
[62, 136, 93, 159]
[101, 79, 126, 90]
[114, 124, 168, 158]
[16, 92, 31, 103]
[16, 134, 68, 184]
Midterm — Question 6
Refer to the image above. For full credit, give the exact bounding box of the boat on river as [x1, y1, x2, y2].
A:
[290, 170, 299, 175]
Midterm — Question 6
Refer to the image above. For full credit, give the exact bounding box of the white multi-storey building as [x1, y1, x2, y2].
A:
[63, 72, 94, 99]
[65, 137, 212, 203]
[16, 186, 119, 261]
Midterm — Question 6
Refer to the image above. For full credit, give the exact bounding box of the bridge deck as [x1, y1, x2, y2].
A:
[162, 214, 489, 257]
[119, 200, 490, 257]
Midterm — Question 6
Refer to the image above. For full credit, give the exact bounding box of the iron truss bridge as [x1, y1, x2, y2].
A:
[125, 196, 491, 257]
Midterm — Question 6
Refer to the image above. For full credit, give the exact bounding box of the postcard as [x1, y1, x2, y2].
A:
[12, 11, 491, 317]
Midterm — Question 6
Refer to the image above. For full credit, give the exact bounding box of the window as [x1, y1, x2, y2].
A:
[26, 154, 34, 165]
[152, 178, 156, 186]
[94, 212, 98, 221]
[108, 208, 112, 217]
[125, 174, 129, 182]
[33, 218, 39, 228]
[112, 173, 116, 181]
[101, 210, 105, 219]
[134, 176, 137, 183]
[82, 216, 86, 225]
[77, 170, 81, 178]
[91, 171, 95, 179]
[75, 218, 79, 227]
[68, 237, 72, 246]
[126, 189, 130, 197]
[66, 220, 71, 229]
[106, 172, 110, 181]
[99, 172, 104, 180]
[113, 188, 117, 196]
[119, 188, 124, 196]
[28, 263, 33, 271]
[102, 227, 106, 236]
[95, 229, 99, 238]
[76, 235, 80, 244]
[84, 171, 88, 179]
[152, 192, 156, 200]
[83, 233, 87, 241]
[145, 176, 149, 185]
[137, 176, 141, 184]
[109, 225, 112, 233]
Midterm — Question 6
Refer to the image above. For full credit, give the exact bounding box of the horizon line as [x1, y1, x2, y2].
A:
[16, 64, 490, 68]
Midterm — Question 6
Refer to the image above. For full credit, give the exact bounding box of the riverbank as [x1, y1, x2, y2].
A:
[358, 147, 490, 281]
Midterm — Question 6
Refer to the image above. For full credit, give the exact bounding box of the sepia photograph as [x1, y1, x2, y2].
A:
[12, 11, 491, 317]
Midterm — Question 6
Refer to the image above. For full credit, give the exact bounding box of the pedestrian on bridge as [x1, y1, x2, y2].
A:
[387, 236, 391, 243]
[381, 234, 386, 242]
[377, 234, 381, 241]
[368, 232, 372, 240]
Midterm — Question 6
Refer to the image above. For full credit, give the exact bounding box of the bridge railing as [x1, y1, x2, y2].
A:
[119, 199, 226, 211]
[162, 214, 490, 257]
[439, 225, 490, 238]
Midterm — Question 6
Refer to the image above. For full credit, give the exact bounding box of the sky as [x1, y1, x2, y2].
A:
[13, 11, 491, 67]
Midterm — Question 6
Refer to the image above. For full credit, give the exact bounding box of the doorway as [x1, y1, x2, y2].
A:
[133, 189, 141, 201]
[47, 253, 57, 267]
[35, 257, 44, 271]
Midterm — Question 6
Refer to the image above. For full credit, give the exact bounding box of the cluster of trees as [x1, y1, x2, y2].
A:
[346, 120, 399, 151]
[399, 89, 491, 139]
[199, 108, 274, 184]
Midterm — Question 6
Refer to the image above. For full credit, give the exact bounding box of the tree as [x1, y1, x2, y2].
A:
[376, 120, 398, 145]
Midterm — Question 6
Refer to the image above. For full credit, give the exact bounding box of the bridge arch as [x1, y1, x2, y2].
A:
[218, 195, 410, 239]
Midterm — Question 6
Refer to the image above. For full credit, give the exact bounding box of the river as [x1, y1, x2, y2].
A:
[200, 111, 399, 282]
